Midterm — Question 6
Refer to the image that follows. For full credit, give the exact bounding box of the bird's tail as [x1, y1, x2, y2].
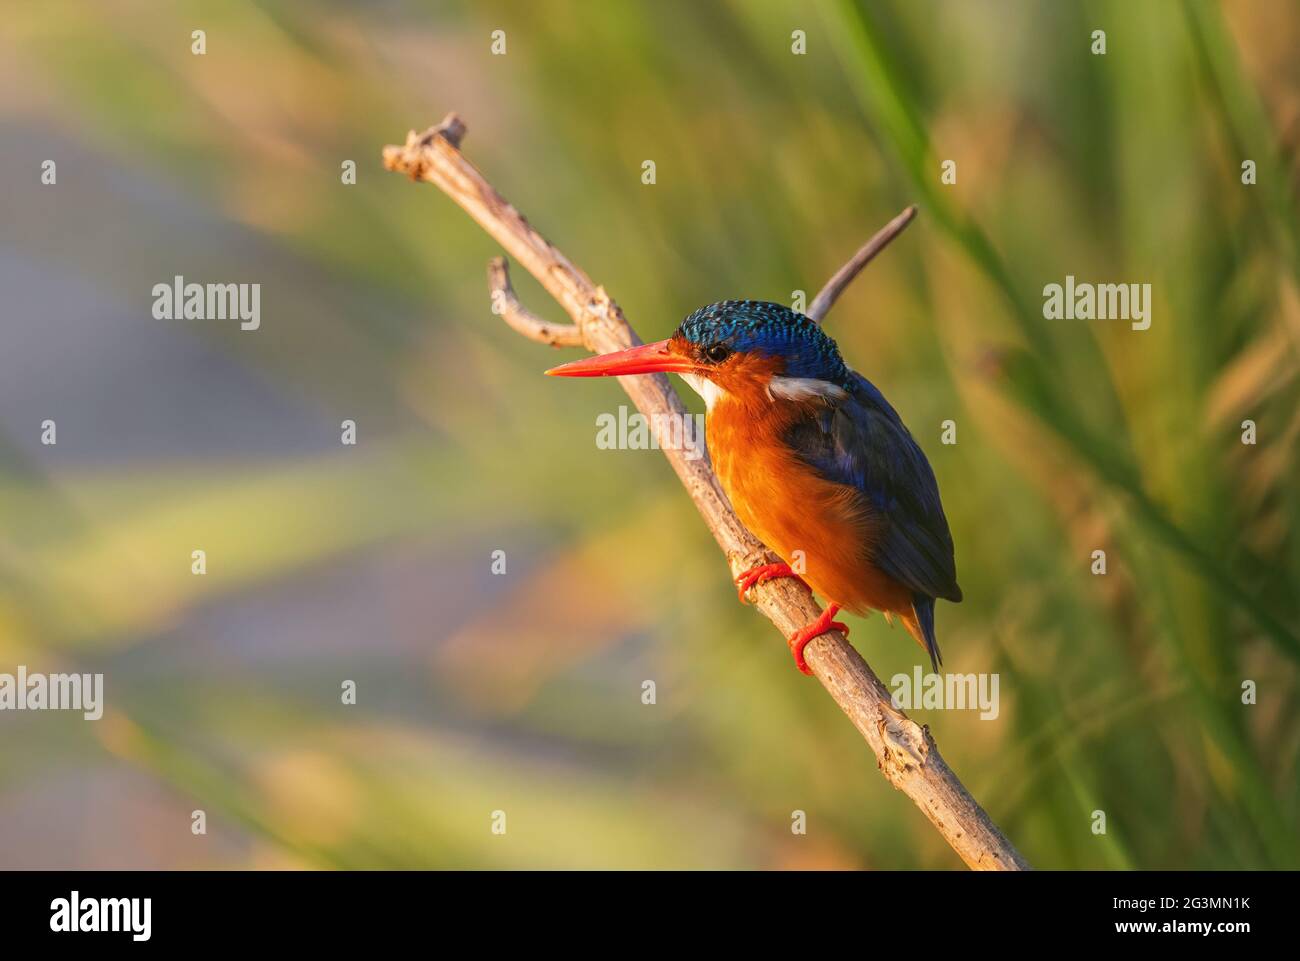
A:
[903, 595, 943, 673]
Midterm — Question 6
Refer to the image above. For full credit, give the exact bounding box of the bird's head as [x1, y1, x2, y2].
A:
[546, 301, 850, 409]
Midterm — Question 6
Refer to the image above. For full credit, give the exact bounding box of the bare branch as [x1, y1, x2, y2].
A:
[487, 256, 583, 347]
[807, 205, 918, 322]
[382, 119, 1029, 871]
[430, 113, 466, 148]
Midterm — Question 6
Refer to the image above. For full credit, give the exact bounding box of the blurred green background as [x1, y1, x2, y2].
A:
[1, 0, 1298, 869]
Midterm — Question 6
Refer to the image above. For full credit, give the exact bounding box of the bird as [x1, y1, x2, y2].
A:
[545, 300, 961, 676]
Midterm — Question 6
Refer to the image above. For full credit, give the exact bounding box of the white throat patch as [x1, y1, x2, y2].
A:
[680, 372, 727, 411]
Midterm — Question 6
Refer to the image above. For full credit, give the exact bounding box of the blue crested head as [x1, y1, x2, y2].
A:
[674, 301, 850, 386]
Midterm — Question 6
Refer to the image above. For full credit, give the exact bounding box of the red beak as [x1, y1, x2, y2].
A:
[545, 339, 698, 377]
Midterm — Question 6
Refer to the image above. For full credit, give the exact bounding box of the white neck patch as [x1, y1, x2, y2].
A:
[768, 375, 849, 403]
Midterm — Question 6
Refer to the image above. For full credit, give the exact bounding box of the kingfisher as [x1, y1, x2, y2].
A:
[546, 301, 961, 675]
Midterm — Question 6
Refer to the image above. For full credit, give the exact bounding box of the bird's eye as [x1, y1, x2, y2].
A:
[704, 343, 731, 363]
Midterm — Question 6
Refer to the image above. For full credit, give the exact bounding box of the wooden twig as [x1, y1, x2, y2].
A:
[382, 114, 1029, 871]
[488, 257, 583, 347]
[807, 204, 918, 322]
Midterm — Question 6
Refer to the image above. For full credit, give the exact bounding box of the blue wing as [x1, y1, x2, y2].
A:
[782, 372, 962, 604]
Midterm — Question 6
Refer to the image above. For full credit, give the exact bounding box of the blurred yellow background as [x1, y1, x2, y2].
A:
[1, 0, 1298, 869]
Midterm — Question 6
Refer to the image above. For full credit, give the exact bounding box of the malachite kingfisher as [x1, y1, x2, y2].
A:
[546, 301, 961, 676]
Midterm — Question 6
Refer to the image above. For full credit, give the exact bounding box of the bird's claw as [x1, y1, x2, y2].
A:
[788, 606, 847, 675]
[734, 562, 808, 604]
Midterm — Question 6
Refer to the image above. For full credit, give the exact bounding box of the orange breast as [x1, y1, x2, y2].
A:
[706, 388, 914, 619]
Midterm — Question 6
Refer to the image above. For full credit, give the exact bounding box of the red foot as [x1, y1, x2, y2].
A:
[734, 562, 808, 604]
[788, 603, 847, 675]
